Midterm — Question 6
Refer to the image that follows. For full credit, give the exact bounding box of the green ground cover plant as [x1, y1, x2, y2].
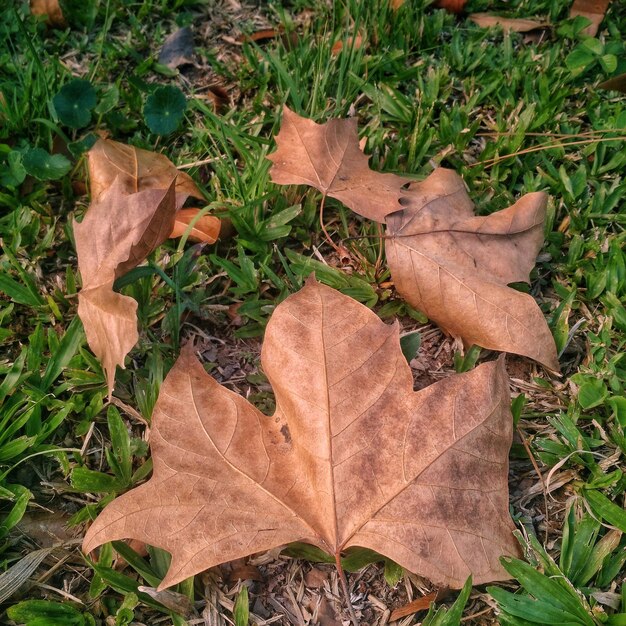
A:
[1, 0, 626, 623]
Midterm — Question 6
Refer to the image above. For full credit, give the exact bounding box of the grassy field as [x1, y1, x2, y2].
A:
[1, 0, 626, 624]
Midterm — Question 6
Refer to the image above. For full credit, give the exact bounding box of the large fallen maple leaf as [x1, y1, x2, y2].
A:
[268, 107, 559, 371]
[83, 278, 519, 589]
[74, 179, 177, 395]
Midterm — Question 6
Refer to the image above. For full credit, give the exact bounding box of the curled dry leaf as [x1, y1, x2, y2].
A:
[88, 138, 201, 202]
[598, 72, 626, 93]
[83, 278, 519, 590]
[268, 107, 559, 371]
[88, 138, 221, 242]
[389, 590, 442, 621]
[331, 34, 364, 56]
[74, 179, 177, 396]
[170, 208, 221, 244]
[237, 27, 283, 43]
[77, 139, 221, 393]
[385, 169, 559, 371]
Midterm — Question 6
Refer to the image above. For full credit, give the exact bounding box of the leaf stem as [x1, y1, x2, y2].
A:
[334, 551, 359, 626]
[319, 195, 341, 254]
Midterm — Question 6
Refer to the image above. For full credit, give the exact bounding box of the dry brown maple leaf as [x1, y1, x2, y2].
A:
[386, 169, 559, 371]
[268, 108, 559, 371]
[74, 179, 177, 395]
[83, 278, 519, 590]
[267, 107, 410, 222]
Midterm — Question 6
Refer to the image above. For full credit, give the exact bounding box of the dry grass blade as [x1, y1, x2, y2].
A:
[477, 134, 626, 168]
[0, 547, 55, 603]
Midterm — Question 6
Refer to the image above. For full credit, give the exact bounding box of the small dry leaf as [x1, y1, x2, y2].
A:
[83, 278, 519, 590]
[570, 0, 610, 37]
[199, 85, 230, 111]
[598, 72, 626, 93]
[469, 13, 550, 34]
[88, 138, 200, 202]
[17, 511, 78, 547]
[159, 27, 195, 69]
[225, 561, 264, 583]
[268, 108, 559, 370]
[316, 596, 342, 626]
[30, 0, 66, 28]
[137, 586, 197, 617]
[169, 208, 221, 243]
[74, 179, 177, 395]
[304, 567, 328, 588]
[331, 34, 364, 55]
[389, 590, 440, 621]
[435, 0, 467, 14]
[237, 27, 283, 43]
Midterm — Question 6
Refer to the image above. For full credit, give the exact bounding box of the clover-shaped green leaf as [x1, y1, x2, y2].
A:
[52, 79, 97, 129]
[23, 148, 72, 180]
[143, 85, 186, 135]
[0, 151, 27, 188]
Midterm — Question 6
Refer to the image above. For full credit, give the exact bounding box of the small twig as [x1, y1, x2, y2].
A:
[516, 426, 549, 545]
[476, 128, 626, 139]
[460, 605, 495, 621]
[109, 396, 150, 428]
[334, 552, 359, 626]
[178, 156, 224, 170]
[32, 582, 85, 604]
[374, 222, 384, 276]
[79, 421, 96, 457]
[35, 552, 75, 585]
[319, 195, 341, 254]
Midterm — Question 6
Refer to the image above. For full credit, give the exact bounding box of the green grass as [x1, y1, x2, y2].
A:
[1, 0, 626, 623]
